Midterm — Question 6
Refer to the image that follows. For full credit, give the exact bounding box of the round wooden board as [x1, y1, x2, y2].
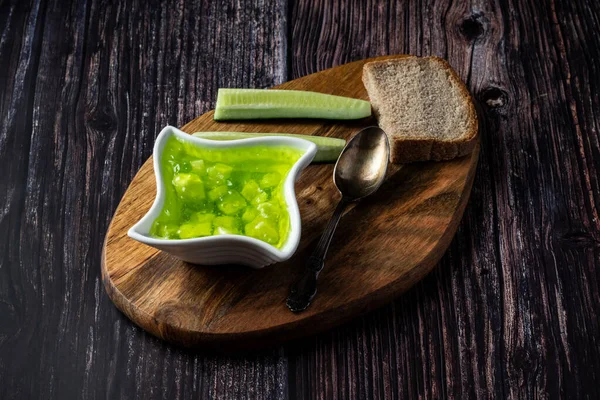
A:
[102, 55, 479, 350]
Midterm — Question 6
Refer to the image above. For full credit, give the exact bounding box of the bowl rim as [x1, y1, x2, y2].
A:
[127, 125, 317, 262]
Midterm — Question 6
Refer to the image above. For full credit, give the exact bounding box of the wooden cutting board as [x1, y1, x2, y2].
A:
[101, 55, 479, 350]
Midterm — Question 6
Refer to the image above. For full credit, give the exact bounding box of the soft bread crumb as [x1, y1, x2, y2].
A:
[362, 56, 478, 163]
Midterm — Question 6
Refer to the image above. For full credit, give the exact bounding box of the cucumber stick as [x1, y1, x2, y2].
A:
[214, 89, 371, 121]
[192, 132, 345, 163]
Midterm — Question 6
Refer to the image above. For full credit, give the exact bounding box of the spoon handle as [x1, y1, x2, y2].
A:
[286, 197, 351, 313]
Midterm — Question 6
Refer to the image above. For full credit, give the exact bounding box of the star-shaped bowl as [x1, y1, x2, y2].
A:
[128, 126, 317, 269]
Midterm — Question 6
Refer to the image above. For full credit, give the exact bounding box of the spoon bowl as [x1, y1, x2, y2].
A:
[334, 127, 390, 199]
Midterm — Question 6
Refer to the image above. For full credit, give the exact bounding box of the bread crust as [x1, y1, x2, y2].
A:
[362, 56, 479, 164]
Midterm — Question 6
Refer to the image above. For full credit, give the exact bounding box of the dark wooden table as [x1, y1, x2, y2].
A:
[1, 0, 599, 398]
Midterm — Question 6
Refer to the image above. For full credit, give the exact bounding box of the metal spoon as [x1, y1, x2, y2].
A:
[286, 126, 390, 313]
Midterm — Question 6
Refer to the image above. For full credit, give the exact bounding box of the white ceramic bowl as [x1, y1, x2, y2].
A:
[128, 126, 317, 269]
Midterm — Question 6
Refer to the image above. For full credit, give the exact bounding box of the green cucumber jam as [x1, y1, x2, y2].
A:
[149, 136, 303, 248]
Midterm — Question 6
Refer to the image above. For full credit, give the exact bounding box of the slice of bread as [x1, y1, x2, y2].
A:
[362, 56, 478, 164]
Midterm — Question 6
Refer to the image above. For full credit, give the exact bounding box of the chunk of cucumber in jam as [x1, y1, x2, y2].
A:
[149, 136, 301, 248]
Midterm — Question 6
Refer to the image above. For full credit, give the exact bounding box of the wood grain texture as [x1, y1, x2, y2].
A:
[2, 0, 600, 398]
[289, 0, 600, 399]
[0, 0, 289, 399]
[101, 55, 479, 349]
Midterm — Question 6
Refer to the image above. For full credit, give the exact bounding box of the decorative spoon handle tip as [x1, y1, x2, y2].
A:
[286, 199, 349, 313]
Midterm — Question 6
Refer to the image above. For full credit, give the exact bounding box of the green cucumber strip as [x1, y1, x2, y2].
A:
[192, 132, 345, 163]
[214, 88, 371, 121]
